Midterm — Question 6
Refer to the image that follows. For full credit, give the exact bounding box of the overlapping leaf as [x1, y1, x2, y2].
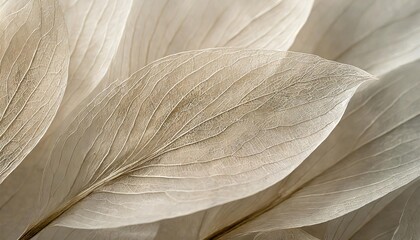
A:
[304, 179, 420, 240]
[351, 180, 420, 240]
[291, 0, 420, 75]
[0, 0, 69, 183]
[234, 229, 319, 240]
[99, 0, 314, 89]
[19, 49, 372, 239]
[33, 224, 159, 240]
[48, 0, 132, 128]
[219, 59, 420, 239]
[1, 1, 417, 240]
[0, 1, 315, 238]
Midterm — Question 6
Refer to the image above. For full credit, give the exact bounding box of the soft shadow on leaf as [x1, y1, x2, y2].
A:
[291, 0, 420, 75]
[304, 186, 408, 240]
[20, 49, 372, 239]
[306, 178, 420, 240]
[352, 179, 420, 240]
[0, 0, 69, 183]
[33, 224, 159, 240]
[47, 0, 133, 130]
[234, 229, 319, 240]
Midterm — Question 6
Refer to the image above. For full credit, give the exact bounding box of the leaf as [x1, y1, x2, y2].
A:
[47, 0, 132, 129]
[234, 229, 319, 240]
[20, 49, 372, 239]
[208, 59, 420, 239]
[0, 0, 132, 235]
[0, 0, 69, 183]
[0, 1, 314, 237]
[33, 224, 159, 240]
[304, 186, 408, 240]
[351, 179, 420, 240]
[291, 0, 420, 75]
[98, 0, 314, 89]
[391, 185, 420, 239]
[306, 179, 420, 240]
[0, 137, 54, 240]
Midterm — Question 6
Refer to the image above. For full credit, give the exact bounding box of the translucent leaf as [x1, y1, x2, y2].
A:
[0, 0, 69, 183]
[212, 60, 420, 239]
[21, 49, 372, 238]
[291, 0, 420, 75]
[48, 0, 132, 128]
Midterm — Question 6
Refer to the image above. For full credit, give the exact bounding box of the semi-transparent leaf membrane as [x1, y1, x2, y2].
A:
[351, 180, 420, 240]
[0, 0, 312, 236]
[291, 0, 420, 75]
[34, 215, 196, 240]
[306, 186, 407, 240]
[0, 0, 69, 183]
[172, 60, 420, 240]
[0, 141, 47, 240]
[277, 59, 420, 199]
[234, 229, 319, 240]
[389, 182, 420, 240]
[33, 224, 159, 240]
[179, 183, 284, 239]
[0, 0, 131, 236]
[49, 0, 132, 126]
[223, 60, 420, 238]
[23, 49, 372, 236]
[100, 0, 313, 88]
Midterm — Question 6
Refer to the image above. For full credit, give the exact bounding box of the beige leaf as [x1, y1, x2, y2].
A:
[388, 181, 420, 240]
[0, 0, 132, 235]
[0, 146, 45, 240]
[304, 186, 408, 240]
[33, 224, 159, 240]
[99, 0, 313, 89]
[213, 60, 420, 239]
[350, 179, 420, 240]
[0, 1, 314, 237]
[186, 184, 282, 239]
[302, 179, 420, 240]
[47, 0, 132, 129]
[0, 0, 69, 183]
[352, 196, 408, 240]
[234, 229, 319, 240]
[20, 49, 372, 239]
[327, 180, 420, 240]
[291, 0, 420, 75]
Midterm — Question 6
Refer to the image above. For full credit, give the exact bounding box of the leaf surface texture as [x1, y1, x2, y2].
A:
[21, 49, 372, 237]
[0, 0, 69, 183]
